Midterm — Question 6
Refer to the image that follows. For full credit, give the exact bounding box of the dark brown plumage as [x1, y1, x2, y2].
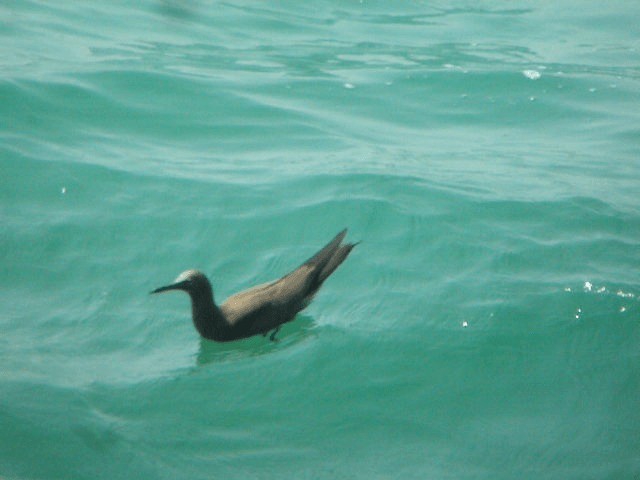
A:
[151, 229, 357, 342]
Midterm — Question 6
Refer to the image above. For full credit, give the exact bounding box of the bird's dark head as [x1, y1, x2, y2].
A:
[151, 269, 212, 296]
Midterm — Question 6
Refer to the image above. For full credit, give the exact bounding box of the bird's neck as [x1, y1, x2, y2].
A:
[189, 289, 227, 340]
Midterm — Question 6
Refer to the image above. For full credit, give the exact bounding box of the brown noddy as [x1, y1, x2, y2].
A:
[151, 229, 357, 342]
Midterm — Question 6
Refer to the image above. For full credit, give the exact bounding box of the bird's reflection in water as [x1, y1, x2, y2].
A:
[195, 315, 316, 366]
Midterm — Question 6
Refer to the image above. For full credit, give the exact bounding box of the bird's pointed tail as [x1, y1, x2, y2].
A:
[305, 228, 358, 290]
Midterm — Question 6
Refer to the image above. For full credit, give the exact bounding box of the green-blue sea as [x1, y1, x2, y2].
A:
[2, 1, 639, 478]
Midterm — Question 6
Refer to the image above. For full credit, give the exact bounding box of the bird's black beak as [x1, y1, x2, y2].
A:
[150, 280, 189, 295]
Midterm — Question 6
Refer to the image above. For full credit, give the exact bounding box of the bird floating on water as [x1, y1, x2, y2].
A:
[151, 229, 357, 342]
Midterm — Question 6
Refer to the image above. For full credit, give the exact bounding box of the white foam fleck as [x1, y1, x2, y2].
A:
[523, 69, 541, 80]
[617, 290, 635, 299]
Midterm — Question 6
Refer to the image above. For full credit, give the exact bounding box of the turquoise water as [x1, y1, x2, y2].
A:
[2, 1, 639, 478]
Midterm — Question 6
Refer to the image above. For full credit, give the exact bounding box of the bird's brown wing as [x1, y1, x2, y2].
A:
[219, 229, 356, 336]
[220, 266, 315, 333]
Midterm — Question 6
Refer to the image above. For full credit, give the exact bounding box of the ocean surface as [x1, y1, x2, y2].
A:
[1, 1, 639, 479]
